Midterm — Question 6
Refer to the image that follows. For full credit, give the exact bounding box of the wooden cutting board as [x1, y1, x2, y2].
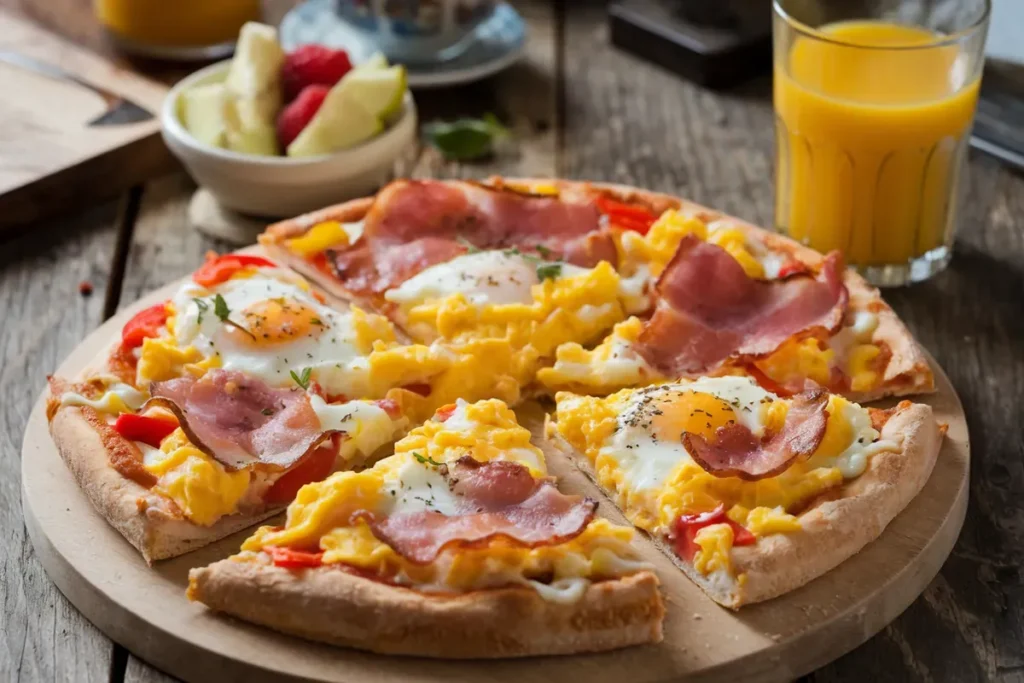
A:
[0, 10, 175, 230]
[20, 250, 970, 683]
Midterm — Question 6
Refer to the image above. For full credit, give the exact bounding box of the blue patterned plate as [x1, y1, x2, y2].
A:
[280, 0, 527, 89]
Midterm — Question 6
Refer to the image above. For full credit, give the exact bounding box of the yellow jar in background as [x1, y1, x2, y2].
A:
[95, 0, 262, 60]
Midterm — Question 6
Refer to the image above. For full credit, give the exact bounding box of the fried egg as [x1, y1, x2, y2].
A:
[163, 269, 396, 399]
[385, 250, 588, 307]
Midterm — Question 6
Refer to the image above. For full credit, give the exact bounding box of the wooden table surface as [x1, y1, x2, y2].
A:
[1, 1, 1022, 682]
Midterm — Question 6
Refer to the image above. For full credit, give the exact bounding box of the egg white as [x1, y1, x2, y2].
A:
[382, 249, 603, 309]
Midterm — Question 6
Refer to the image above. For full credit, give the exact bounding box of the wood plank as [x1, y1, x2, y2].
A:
[561, 2, 1024, 681]
[0, 199, 121, 682]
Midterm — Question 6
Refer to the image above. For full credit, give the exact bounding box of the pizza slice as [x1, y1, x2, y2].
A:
[46, 255, 460, 561]
[188, 399, 664, 657]
[548, 376, 943, 608]
[538, 188, 935, 403]
[259, 178, 655, 395]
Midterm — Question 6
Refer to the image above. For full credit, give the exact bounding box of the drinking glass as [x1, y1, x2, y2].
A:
[94, 0, 262, 61]
[773, 0, 990, 286]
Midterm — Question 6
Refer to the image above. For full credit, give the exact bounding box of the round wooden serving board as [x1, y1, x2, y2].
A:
[22, 275, 969, 683]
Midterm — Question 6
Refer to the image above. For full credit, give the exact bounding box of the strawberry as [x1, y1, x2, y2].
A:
[276, 84, 329, 150]
[281, 45, 352, 102]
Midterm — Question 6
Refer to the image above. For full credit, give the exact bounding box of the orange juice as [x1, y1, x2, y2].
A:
[95, 0, 261, 51]
[774, 21, 980, 268]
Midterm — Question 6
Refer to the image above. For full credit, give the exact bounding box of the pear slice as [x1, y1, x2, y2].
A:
[286, 89, 383, 157]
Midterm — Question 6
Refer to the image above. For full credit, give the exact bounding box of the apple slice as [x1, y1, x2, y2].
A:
[286, 89, 383, 157]
[337, 65, 407, 121]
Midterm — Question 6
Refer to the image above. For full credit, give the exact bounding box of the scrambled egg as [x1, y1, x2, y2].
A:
[242, 399, 646, 597]
[537, 317, 652, 394]
[552, 378, 896, 576]
[145, 429, 250, 526]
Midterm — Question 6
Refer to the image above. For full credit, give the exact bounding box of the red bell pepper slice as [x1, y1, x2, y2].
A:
[113, 413, 178, 448]
[596, 196, 658, 235]
[263, 438, 339, 505]
[671, 504, 756, 562]
[434, 403, 458, 422]
[121, 303, 170, 349]
[266, 546, 324, 569]
[192, 254, 277, 288]
[775, 260, 811, 279]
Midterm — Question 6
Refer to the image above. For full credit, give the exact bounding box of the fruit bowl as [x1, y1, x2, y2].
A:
[161, 59, 417, 217]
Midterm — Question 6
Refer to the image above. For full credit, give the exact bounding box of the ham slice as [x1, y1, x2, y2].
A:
[327, 180, 613, 296]
[145, 370, 334, 471]
[364, 456, 597, 564]
[635, 235, 848, 376]
[683, 390, 830, 481]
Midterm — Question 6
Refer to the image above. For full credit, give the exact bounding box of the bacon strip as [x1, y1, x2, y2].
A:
[326, 180, 613, 296]
[145, 370, 335, 472]
[635, 235, 848, 376]
[683, 390, 830, 481]
[364, 456, 598, 564]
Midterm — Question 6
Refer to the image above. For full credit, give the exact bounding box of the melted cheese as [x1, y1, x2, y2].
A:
[59, 383, 146, 414]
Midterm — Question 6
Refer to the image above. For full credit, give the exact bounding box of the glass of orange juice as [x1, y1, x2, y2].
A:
[95, 0, 262, 60]
[773, 0, 990, 286]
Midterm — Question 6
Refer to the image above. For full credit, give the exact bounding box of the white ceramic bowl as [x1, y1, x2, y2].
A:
[161, 60, 417, 217]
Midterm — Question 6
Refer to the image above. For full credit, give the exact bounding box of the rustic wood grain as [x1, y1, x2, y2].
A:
[562, 3, 1024, 682]
[0, 199, 121, 682]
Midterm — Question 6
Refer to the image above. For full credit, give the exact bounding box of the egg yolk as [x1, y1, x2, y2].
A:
[231, 299, 325, 347]
[649, 391, 738, 443]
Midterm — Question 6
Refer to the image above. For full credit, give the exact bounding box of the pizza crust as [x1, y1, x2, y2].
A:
[546, 402, 942, 609]
[49, 406, 281, 563]
[188, 559, 664, 657]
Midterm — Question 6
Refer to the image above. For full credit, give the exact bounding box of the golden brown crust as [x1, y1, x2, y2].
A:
[49, 406, 281, 563]
[188, 559, 664, 657]
[546, 401, 942, 609]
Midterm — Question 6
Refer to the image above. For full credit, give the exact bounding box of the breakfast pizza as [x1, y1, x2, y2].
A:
[261, 178, 934, 403]
[547, 377, 943, 608]
[46, 175, 947, 658]
[188, 399, 664, 657]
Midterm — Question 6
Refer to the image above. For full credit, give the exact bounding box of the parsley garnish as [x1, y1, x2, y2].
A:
[290, 367, 312, 390]
[535, 244, 553, 258]
[536, 263, 562, 280]
[192, 297, 209, 324]
[261, 408, 274, 416]
[212, 294, 256, 340]
[310, 317, 324, 326]
[412, 451, 444, 467]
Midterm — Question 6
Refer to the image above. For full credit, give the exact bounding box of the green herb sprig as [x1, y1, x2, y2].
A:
[412, 452, 444, 467]
[290, 367, 312, 390]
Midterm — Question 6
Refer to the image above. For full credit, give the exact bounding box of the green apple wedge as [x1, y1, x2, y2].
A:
[286, 89, 383, 157]
[338, 65, 407, 121]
